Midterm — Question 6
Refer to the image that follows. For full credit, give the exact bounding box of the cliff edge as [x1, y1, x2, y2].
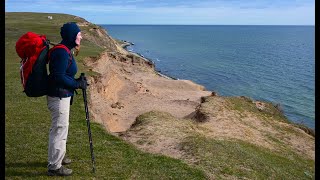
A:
[78, 18, 314, 179]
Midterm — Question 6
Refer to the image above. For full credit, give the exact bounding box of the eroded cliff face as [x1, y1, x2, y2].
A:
[79, 20, 314, 177]
[85, 50, 212, 133]
[76, 19, 214, 133]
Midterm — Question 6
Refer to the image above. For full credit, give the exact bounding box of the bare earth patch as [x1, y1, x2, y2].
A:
[86, 50, 212, 132]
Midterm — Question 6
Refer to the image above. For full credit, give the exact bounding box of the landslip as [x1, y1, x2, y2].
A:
[78, 18, 314, 178]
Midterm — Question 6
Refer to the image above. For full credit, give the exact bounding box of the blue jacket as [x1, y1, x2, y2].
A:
[47, 22, 81, 98]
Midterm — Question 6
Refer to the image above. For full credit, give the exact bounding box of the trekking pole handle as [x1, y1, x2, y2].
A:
[80, 73, 85, 80]
[80, 73, 87, 85]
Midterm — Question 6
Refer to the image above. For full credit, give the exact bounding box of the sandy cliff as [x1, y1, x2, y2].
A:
[85, 50, 212, 132]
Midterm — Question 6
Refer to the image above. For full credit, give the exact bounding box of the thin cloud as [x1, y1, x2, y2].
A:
[5, 0, 315, 25]
[70, 5, 138, 12]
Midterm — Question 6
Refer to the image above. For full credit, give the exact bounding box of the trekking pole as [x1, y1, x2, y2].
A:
[80, 73, 96, 173]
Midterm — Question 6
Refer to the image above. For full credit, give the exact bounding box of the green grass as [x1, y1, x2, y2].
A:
[226, 96, 287, 122]
[226, 96, 315, 137]
[180, 135, 315, 180]
[5, 12, 207, 179]
[134, 111, 315, 179]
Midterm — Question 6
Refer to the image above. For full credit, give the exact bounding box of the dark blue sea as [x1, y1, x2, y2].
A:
[101, 25, 315, 129]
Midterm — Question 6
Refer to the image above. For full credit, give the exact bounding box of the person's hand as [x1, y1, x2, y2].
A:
[76, 76, 89, 90]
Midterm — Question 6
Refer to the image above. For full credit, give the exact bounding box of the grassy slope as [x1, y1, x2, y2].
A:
[5, 12, 206, 179]
[132, 99, 314, 179]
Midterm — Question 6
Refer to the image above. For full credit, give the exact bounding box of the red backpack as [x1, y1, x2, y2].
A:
[15, 32, 72, 97]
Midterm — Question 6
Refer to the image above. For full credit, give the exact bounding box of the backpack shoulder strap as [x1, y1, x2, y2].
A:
[48, 44, 73, 67]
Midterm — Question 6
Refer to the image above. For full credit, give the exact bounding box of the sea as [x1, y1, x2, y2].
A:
[101, 25, 315, 129]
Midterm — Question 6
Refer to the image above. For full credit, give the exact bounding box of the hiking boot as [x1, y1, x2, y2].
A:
[62, 156, 72, 165]
[48, 166, 72, 176]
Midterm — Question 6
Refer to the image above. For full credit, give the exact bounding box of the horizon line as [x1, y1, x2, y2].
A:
[5, 12, 314, 26]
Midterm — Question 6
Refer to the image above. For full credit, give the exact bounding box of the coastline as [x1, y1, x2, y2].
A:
[88, 36, 314, 137]
[86, 20, 314, 163]
[118, 39, 178, 80]
[107, 26, 315, 131]
[87, 41, 315, 161]
[115, 39, 315, 131]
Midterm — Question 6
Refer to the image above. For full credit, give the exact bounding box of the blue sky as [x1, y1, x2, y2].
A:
[5, 0, 315, 25]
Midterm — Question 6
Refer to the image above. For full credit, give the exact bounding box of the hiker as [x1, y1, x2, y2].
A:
[46, 22, 87, 176]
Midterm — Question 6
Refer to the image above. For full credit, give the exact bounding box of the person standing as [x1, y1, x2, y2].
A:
[46, 22, 87, 176]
